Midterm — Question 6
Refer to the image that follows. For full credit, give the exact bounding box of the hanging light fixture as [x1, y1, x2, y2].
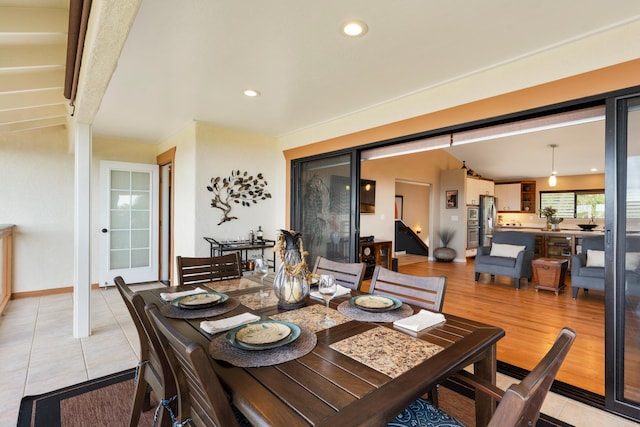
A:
[548, 144, 558, 187]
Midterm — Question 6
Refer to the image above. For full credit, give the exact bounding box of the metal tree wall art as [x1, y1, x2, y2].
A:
[207, 170, 271, 225]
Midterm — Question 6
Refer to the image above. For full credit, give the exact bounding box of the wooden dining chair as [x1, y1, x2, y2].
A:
[114, 276, 177, 427]
[177, 253, 242, 286]
[369, 266, 447, 312]
[389, 327, 576, 427]
[312, 256, 367, 290]
[145, 303, 251, 427]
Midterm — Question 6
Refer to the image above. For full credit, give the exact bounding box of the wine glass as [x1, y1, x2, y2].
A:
[318, 274, 337, 327]
[254, 256, 269, 298]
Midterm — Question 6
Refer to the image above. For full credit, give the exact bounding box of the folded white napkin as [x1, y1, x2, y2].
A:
[310, 284, 352, 301]
[160, 287, 208, 302]
[393, 309, 446, 332]
[200, 313, 261, 334]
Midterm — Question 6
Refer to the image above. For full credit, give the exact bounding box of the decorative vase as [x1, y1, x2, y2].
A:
[434, 247, 456, 262]
[272, 229, 310, 309]
[551, 223, 560, 231]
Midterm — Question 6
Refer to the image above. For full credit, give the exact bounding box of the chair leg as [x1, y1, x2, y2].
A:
[129, 375, 149, 427]
[474, 272, 480, 281]
[427, 385, 439, 407]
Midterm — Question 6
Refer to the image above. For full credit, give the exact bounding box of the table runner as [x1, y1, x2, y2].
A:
[330, 326, 443, 378]
[205, 277, 263, 293]
[209, 325, 317, 367]
[269, 304, 351, 333]
[159, 297, 240, 319]
[336, 300, 414, 322]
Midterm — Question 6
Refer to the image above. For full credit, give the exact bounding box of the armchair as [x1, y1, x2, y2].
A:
[474, 231, 536, 289]
[570, 235, 605, 299]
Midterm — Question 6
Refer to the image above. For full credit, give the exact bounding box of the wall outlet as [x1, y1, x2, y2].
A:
[451, 215, 459, 221]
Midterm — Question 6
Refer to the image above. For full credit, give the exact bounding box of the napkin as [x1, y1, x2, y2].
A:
[310, 284, 352, 301]
[200, 313, 261, 334]
[160, 287, 208, 302]
[393, 309, 446, 332]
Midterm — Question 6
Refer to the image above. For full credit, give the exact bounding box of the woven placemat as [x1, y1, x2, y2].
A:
[269, 304, 351, 333]
[159, 298, 240, 319]
[336, 300, 414, 322]
[209, 325, 317, 367]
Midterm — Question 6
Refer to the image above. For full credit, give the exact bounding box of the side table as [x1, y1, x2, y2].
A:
[532, 258, 568, 295]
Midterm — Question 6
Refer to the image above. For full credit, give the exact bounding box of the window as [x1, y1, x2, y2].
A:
[540, 190, 605, 219]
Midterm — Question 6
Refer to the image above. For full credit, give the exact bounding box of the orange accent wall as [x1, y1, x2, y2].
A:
[282, 59, 640, 225]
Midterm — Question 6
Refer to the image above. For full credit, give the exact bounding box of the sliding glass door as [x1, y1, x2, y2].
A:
[606, 94, 640, 419]
[291, 152, 359, 266]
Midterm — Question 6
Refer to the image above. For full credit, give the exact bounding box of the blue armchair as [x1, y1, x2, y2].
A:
[474, 231, 536, 289]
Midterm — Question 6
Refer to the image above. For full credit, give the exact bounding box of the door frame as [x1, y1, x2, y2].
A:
[157, 147, 176, 285]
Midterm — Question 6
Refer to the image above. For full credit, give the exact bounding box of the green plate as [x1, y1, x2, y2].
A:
[349, 295, 403, 312]
[226, 320, 301, 351]
[172, 291, 228, 310]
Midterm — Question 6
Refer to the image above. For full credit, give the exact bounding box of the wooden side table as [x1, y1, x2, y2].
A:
[532, 258, 568, 295]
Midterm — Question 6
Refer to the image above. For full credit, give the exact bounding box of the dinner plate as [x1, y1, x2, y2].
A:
[226, 320, 301, 350]
[349, 295, 403, 312]
[172, 291, 228, 310]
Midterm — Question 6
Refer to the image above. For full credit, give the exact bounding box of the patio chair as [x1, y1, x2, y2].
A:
[312, 256, 366, 290]
[145, 303, 251, 427]
[177, 252, 242, 286]
[389, 327, 576, 427]
[114, 276, 177, 427]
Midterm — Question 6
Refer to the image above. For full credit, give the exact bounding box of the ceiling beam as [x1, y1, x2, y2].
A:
[0, 89, 66, 111]
[0, 104, 67, 124]
[0, 7, 67, 33]
[0, 116, 67, 134]
[0, 69, 65, 93]
[0, 45, 66, 70]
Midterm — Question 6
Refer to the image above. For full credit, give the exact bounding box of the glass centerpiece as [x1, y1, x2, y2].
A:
[272, 229, 311, 309]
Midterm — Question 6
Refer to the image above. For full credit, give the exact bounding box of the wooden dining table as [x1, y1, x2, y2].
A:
[140, 274, 505, 427]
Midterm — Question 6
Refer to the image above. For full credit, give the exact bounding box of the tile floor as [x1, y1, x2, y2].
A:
[1, 286, 638, 427]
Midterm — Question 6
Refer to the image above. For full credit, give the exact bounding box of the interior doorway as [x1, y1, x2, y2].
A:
[157, 148, 175, 285]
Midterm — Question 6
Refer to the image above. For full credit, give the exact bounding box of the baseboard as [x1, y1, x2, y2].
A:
[12, 283, 102, 299]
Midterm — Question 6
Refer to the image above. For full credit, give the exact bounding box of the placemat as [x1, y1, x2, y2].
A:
[337, 300, 414, 322]
[205, 277, 263, 293]
[330, 326, 443, 378]
[159, 298, 240, 319]
[209, 325, 317, 367]
[238, 292, 279, 310]
[269, 304, 351, 333]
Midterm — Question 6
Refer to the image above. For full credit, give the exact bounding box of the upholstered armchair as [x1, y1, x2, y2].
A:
[570, 236, 605, 299]
[474, 231, 536, 289]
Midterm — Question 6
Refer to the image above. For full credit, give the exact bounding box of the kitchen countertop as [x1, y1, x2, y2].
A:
[495, 226, 604, 236]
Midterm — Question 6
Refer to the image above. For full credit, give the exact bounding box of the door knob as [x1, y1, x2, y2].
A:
[101, 228, 108, 233]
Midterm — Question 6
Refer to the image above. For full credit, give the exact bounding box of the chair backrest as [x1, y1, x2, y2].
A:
[312, 256, 366, 291]
[489, 327, 576, 427]
[114, 276, 177, 425]
[491, 231, 536, 251]
[369, 266, 447, 312]
[177, 253, 242, 286]
[146, 303, 241, 427]
[581, 235, 605, 254]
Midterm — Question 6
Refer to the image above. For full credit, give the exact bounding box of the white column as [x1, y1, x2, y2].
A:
[73, 122, 92, 338]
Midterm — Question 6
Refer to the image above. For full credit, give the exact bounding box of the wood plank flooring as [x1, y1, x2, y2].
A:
[367, 257, 606, 395]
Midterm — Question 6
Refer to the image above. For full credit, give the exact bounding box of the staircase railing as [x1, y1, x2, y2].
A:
[394, 220, 429, 256]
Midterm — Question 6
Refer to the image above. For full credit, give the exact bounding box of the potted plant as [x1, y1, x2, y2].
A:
[539, 206, 564, 231]
[434, 228, 457, 262]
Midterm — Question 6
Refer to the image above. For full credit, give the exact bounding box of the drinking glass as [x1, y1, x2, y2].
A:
[318, 274, 337, 327]
[254, 256, 270, 298]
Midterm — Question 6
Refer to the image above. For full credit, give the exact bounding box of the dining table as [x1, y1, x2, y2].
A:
[140, 273, 505, 427]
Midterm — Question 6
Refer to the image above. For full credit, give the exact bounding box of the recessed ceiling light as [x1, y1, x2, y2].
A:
[591, 168, 598, 172]
[342, 20, 368, 37]
[243, 89, 260, 97]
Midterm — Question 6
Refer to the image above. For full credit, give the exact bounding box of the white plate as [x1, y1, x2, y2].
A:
[354, 295, 394, 309]
[235, 321, 292, 346]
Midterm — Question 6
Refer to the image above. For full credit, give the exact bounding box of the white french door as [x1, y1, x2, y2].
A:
[99, 161, 159, 286]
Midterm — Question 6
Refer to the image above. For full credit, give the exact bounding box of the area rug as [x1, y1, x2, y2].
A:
[17, 369, 157, 427]
[17, 368, 572, 427]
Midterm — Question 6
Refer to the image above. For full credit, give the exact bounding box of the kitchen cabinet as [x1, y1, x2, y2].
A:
[520, 181, 536, 213]
[465, 177, 494, 205]
[495, 183, 521, 211]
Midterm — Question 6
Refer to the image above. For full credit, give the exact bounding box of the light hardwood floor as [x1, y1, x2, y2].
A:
[375, 256, 606, 396]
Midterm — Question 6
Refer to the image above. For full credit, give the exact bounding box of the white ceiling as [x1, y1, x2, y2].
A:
[3, 1, 640, 180]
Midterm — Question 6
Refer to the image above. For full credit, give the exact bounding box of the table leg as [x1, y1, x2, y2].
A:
[474, 344, 497, 427]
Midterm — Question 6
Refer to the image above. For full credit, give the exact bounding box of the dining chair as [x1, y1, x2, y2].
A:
[145, 303, 252, 427]
[312, 256, 367, 290]
[369, 266, 447, 312]
[177, 252, 242, 286]
[114, 276, 177, 427]
[388, 327, 576, 427]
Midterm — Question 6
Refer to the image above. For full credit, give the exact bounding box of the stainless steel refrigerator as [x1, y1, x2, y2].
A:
[478, 195, 497, 247]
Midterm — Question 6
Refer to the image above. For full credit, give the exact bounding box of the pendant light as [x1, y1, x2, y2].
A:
[548, 144, 558, 187]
